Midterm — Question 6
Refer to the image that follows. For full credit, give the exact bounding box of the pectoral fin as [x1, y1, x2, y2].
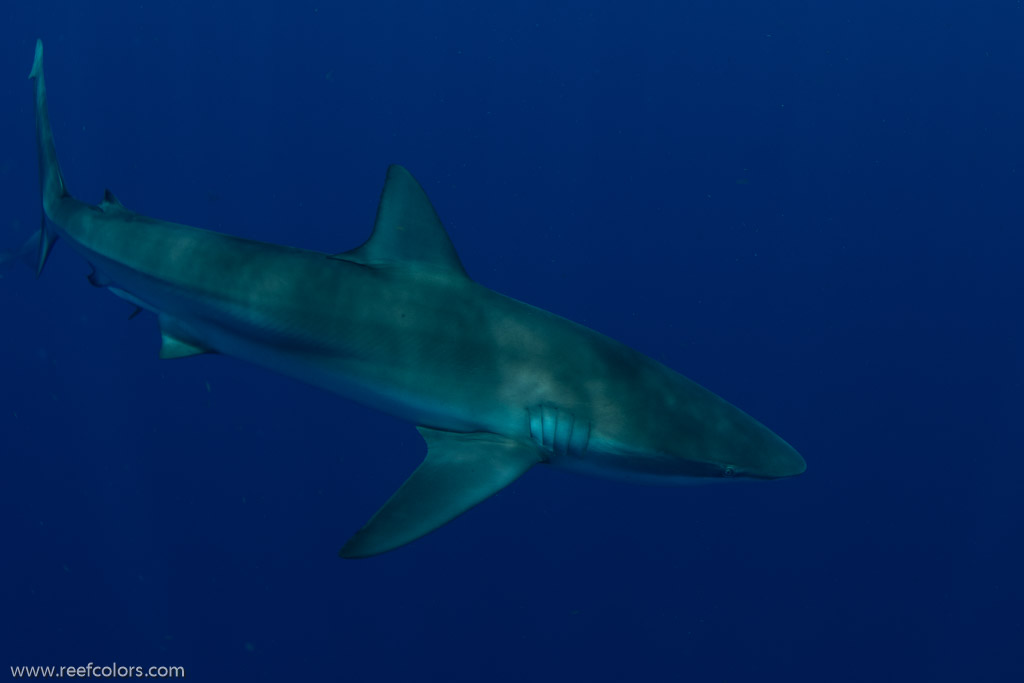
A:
[340, 427, 541, 558]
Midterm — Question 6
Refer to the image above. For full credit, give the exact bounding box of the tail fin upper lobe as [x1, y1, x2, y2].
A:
[27, 39, 66, 276]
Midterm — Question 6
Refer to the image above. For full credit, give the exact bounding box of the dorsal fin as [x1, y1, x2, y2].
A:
[332, 165, 467, 278]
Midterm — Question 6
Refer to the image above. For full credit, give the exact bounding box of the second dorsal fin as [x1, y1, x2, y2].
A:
[99, 188, 127, 212]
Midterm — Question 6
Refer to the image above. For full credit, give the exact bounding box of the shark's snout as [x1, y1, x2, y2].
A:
[746, 438, 806, 479]
[768, 445, 807, 478]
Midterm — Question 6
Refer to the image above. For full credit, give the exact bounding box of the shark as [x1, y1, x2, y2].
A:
[10, 40, 804, 558]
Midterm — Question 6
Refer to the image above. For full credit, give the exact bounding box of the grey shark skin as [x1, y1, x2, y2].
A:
[21, 40, 804, 558]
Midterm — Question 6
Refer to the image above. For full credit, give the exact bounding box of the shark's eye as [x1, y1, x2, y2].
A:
[722, 466, 736, 478]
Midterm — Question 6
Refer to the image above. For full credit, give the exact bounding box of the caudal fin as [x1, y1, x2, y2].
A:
[0, 228, 43, 277]
[28, 39, 66, 276]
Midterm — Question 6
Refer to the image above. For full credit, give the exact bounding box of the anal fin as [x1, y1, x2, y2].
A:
[87, 264, 111, 288]
[340, 427, 541, 558]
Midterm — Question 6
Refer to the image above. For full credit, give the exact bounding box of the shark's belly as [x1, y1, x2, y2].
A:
[168, 304, 525, 438]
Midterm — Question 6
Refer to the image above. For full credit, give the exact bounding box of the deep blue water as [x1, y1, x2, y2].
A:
[2, 2, 1021, 681]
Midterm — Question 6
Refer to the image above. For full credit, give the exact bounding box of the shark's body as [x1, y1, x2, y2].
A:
[16, 41, 804, 557]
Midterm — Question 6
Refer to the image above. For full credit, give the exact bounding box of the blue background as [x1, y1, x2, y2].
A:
[2, 2, 1021, 681]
